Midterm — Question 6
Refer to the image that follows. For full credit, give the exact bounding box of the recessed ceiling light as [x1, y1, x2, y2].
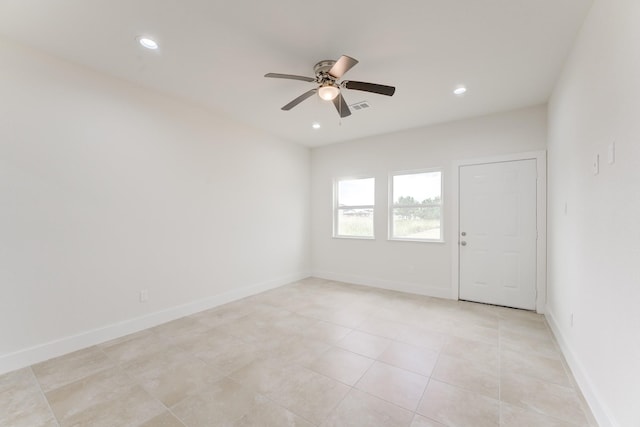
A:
[138, 37, 159, 50]
[312, 123, 321, 129]
[453, 86, 467, 96]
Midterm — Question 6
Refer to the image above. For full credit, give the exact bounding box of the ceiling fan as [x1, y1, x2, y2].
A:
[265, 55, 396, 118]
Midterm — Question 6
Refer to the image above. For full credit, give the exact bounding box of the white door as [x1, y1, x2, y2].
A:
[459, 159, 537, 310]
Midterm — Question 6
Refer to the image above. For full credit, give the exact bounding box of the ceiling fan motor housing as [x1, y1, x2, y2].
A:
[313, 60, 337, 75]
[314, 60, 337, 84]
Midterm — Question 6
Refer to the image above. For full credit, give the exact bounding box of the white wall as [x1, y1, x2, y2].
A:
[0, 38, 310, 373]
[546, 0, 640, 425]
[311, 106, 546, 298]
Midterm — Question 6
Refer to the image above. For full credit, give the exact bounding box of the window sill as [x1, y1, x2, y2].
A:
[388, 237, 445, 244]
[333, 235, 375, 240]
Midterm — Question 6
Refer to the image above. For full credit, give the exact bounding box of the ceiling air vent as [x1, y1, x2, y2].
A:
[349, 101, 371, 111]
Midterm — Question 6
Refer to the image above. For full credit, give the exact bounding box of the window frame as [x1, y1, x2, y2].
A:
[333, 176, 376, 240]
[388, 168, 444, 243]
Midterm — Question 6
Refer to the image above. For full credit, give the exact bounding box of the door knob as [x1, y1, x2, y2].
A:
[461, 241, 467, 246]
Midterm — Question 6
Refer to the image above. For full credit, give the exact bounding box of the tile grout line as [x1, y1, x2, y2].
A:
[498, 320, 594, 426]
[96, 342, 188, 427]
[220, 373, 320, 426]
[297, 331, 382, 425]
[412, 330, 449, 423]
[246, 316, 415, 424]
[544, 317, 598, 426]
[28, 366, 62, 427]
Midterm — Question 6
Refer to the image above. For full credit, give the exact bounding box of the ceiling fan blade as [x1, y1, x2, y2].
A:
[344, 80, 396, 96]
[265, 73, 315, 83]
[328, 55, 359, 79]
[332, 93, 351, 118]
[282, 89, 317, 110]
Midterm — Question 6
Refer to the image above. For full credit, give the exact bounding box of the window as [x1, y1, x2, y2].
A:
[390, 170, 443, 241]
[334, 177, 375, 238]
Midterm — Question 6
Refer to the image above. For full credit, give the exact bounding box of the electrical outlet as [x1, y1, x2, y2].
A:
[570, 313, 574, 327]
[140, 289, 149, 303]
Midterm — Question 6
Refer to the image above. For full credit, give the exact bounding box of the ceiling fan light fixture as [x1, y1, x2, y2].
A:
[318, 84, 340, 101]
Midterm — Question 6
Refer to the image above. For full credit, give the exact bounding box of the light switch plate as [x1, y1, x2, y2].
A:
[593, 154, 599, 175]
[607, 142, 615, 165]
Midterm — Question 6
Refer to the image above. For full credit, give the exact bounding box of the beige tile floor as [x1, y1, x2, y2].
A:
[0, 278, 597, 427]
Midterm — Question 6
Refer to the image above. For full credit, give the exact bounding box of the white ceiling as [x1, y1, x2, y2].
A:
[0, 0, 592, 147]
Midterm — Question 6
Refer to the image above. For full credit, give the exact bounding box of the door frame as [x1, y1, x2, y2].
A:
[451, 151, 547, 313]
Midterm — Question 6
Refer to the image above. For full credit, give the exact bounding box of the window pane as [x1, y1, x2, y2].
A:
[338, 178, 375, 206]
[393, 206, 441, 240]
[393, 172, 441, 205]
[337, 208, 374, 237]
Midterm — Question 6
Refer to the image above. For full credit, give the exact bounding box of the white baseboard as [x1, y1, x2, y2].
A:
[0, 272, 309, 375]
[545, 307, 617, 427]
[312, 270, 453, 300]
